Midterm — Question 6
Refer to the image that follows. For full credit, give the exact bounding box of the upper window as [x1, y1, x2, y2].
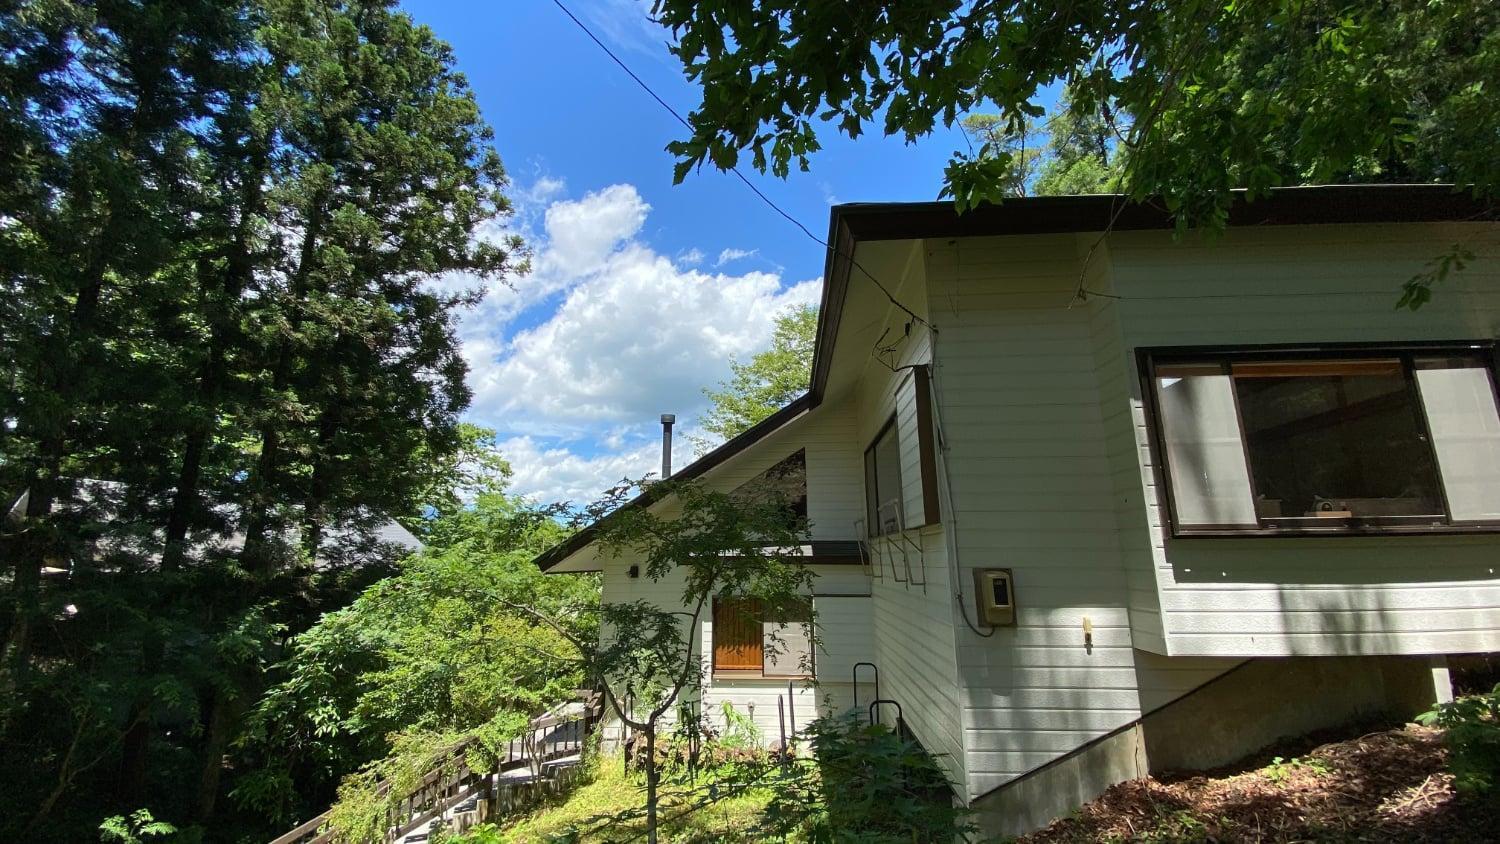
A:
[862, 365, 943, 537]
[711, 597, 813, 678]
[864, 419, 904, 536]
[731, 449, 808, 524]
[1144, 344, 1500, 535]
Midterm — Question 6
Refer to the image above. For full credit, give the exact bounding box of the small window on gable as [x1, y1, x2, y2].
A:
[1145, 344, 1500, 535]
[731, 449, 807, 523]
[712, 597, 813, 678]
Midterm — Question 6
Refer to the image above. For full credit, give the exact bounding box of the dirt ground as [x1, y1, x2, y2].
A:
[1018, 723, 1497, 843]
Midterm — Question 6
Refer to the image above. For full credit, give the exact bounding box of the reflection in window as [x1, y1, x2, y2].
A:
[1149, 348, 1500, 533]
[1231, 359, 1442, 522]
[864, 422, 903, 535]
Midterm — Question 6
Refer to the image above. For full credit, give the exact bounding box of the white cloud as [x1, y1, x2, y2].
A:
[677, 247, 704, 266]
[715, 247, 757, 267]
[452, 180, 820, 504]
[499, 434, 661, 506]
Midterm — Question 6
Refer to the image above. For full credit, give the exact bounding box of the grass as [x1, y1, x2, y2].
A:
[449, 756, 778, 843]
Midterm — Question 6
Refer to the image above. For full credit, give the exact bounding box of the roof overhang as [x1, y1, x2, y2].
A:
[537, 184, 1494, 573]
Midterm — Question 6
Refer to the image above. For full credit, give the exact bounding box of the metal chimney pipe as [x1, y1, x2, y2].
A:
[660, 414, 676, 478]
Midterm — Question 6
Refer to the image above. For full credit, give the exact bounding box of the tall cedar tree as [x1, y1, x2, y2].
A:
[0, 0, 522, 837]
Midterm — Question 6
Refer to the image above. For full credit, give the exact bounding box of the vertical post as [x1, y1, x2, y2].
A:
[1430, 655, 1455, 704]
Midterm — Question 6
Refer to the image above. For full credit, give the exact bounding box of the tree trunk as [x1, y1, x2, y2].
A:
[644, 725, 658, 844]
[195, 688, 235, 821]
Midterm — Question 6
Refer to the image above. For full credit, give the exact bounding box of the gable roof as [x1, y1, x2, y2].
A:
[536, 184, 1495, 573]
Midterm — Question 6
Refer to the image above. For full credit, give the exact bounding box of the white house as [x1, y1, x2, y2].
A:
[533, 184, 1500, 837]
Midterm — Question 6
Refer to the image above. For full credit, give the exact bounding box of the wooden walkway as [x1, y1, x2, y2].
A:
[269, 693, 601, 844]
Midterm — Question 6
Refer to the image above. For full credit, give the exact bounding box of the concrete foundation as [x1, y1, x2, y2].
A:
[1141, 655, 1439, 773]
[969, 654, 1445, 838]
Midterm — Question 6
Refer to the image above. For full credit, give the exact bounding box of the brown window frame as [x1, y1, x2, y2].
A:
[711, 597, 814, 679]
[1139, 340, 1500, 538]
[863, 365, 942, 538]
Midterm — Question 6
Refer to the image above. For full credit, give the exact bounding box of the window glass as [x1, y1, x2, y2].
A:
[1415, 358, 1500, 521]
[864, 422, 904, 535]
[1230, 359, 1442, 522]
[1154, 363, 1258, 526]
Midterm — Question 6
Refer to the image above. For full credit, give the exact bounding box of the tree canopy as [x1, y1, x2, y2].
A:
[0, 0, 522, 837]
[698, 304, 818, 444]
[652, 0, 1499, 223]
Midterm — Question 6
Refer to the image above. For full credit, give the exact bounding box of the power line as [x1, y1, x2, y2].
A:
[548, 0, 929, 330]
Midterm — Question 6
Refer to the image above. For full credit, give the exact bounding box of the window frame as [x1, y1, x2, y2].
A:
[710, 596, 814, 680]
[1138, 340, 1500, 538]
[862, 365, 942, 538]
[864, 415, 904, 537]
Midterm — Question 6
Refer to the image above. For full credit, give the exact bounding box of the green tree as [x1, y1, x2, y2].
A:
[699, 304, 817, 443]
[653, 0, 1500, 222]
[1034, 87, 1123, 195]
[0, 0, 525, 836]
[958, 114, 1044, 197]
[233, 491, 594, 828]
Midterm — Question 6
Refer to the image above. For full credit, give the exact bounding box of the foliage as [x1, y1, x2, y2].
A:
[757, 712, 973, 843]
[1418, 683, 1500, 794]
[0, 0, 523, 836]
[651, 0, 1500, 224]
[97, 810, 177, 844]
[959, 115, 1045, 198]
[699, 304, 818, 445]
[1262, 755, 1331, 785]
[233, 492, 596, 826]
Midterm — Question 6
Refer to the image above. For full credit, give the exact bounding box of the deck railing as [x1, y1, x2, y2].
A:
[268, 690, 602, 844]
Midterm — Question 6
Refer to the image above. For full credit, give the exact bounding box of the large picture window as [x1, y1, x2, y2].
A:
[1143, 344, 1500, 535]
[711, 597, 813, 678]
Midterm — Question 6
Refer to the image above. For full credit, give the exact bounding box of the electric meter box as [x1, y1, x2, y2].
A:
[974, 568, 1016, 626]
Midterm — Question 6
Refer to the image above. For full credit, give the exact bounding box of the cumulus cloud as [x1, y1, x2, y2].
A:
[453, 181, 819, 503]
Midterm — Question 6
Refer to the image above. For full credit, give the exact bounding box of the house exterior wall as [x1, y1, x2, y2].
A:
[1104, 222, 1500, 657]
[846, 242, 969, 788]
[924, 233, 1201, 801]
[920, 222, 1500, 804]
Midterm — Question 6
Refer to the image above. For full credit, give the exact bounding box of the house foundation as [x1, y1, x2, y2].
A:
[969, 654, 1445, 839]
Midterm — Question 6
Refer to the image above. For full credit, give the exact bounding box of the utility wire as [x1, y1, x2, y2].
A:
[548, 0, 929, 329]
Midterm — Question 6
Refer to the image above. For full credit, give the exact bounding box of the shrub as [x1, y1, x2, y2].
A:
[1418, 683, 1500, 795]
[758, 711, 974, 842]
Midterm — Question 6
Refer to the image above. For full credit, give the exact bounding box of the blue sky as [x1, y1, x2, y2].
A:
[401, 0, 975, 504]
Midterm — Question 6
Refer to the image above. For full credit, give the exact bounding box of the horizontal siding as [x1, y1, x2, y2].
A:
[927, 234, 1258, 799]
[1109, 222, 1500, 657]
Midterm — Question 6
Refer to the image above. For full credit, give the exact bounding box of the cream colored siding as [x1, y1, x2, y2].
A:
[1108, 223, 1500, 657]
[925, 233, 1279, 800]
[846, 242, 968, 787]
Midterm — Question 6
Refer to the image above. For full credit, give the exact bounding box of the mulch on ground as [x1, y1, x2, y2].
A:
[1018, 723, 1498, 843]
